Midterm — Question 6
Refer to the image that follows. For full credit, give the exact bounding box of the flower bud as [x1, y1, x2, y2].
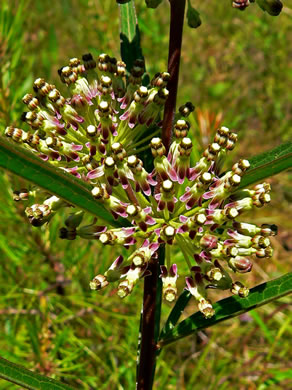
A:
[160, 225, 176, 243]
[13, 188, 30, 201]
[86, 125, 98, 137]
[5, 126, 25, 142]
[255, 248, 264, 258]
[261, 224, 278, 236]
[198, 299, 215, 318]
[22, 94, 39, 110]
[179, 102, 195, 118]
[223, 245, 239, 257]
[82, 53, 96, 70]
[228, 173, 241, 187]
[232, 0, 251, 10]
[187, 1, 202, 28]
[69, 57, 83, 74]
[252, 235, 270, 249]
[132, 253, 145, 267]
[90, 275, 109, 290]
[162, 180, 174, 193]
[111, 142, 126, 161]
[203, 142, 221, 160]
[179, 137, 192, 156]
[199, 171, 213, 186]
[232, 159, 250, 176]
[126, 204, 139, 218]
[151, 137, 166, 157]
[151, 72, 170, 88]
[233, 221, 261, 236]
[92, 186, 109, 200]
[256, 0, 283, 16]
[117, 266, 145, 298]
[117, 280, 131, 298]
[231, 281, 249, 298]
[264, 246, 273, 258]
[99, 231, 116, 245]
[65, 211, 84, 229]
[206, 267, 223, 281]
[174, 119, 190, 138]
[59, 227, 76, 240]
[229, 256, 252, 273]
[224, 207, 239, 219]
[161, 264, 178, 302]
[200, 234, 218, 250]
[192, 213, 207, 226]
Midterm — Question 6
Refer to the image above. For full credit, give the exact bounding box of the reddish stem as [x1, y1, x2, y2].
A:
[136, 258, 160, 390]
[162, 0, 186, 152]
[136, 2, 186, 388]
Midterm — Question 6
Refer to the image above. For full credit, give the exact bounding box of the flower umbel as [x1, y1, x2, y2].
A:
[5, 52, 277, 318]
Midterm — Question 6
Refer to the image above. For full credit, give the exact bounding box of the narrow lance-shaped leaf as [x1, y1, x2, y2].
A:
[0, 137, 124, 227]
[0, 356, 75, 390]
[119, 0, 143, 71]
[239, 142, 292, 189]
[158, 273, 292, 348]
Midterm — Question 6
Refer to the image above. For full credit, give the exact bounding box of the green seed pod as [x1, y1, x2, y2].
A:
[187, 0, 202, 29]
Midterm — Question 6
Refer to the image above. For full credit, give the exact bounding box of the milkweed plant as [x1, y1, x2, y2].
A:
[0, 0, 291, 389]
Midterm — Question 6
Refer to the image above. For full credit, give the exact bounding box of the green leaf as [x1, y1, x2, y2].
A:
[0, 137, 124, 227]
[158, 273, 292, 348]
[0, 356, 75, 389]
[239, 142, 292, 189]
[119, 0, 144, 71]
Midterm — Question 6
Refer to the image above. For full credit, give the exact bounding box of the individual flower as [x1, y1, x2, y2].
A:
[5, 52, 276, 318]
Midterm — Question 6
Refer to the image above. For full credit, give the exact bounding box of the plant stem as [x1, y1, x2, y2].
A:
[136, 248, 164, 390]
[136, 1, 186, 388]
[162, 0, 186, 152]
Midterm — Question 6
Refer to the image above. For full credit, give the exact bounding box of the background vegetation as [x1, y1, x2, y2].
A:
[0, 0, 291, 388]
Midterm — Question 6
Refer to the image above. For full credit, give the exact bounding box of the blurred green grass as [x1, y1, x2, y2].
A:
[0, 0, 291, 388]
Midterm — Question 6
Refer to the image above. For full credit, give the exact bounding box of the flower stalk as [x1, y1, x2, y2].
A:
[162, 0, 187, 152]
[137, 1, 186, 388]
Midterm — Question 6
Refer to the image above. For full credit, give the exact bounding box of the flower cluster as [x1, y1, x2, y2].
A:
[5, 52, 277, 318]
[231, 0, 283, 15]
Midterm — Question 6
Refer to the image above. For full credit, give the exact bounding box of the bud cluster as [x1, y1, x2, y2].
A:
[232, 0, 251, 10]
[5, 52, 276, 318]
